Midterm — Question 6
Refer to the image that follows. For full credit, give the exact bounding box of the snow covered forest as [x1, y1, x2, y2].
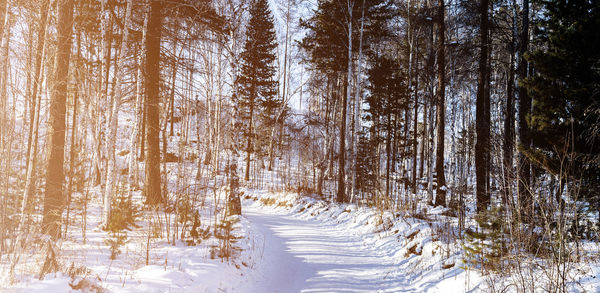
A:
[0, 0, 599, 291]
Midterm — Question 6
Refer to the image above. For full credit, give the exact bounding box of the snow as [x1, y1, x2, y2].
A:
[8, 274, 73, 293]
[3, 186, 600, 292]
[240, 190, 482, 293]
[245, 204, 406, 292]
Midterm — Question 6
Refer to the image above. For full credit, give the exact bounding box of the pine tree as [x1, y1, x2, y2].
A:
[42, 0, 75, 239]
[237, 0, 278, 182]
[300, 0, 393, 203]
[365, 55, 408, 200]
[475, 0, 490, 214]
[522, 0, 600, 206]
[145, 0, 163, 206]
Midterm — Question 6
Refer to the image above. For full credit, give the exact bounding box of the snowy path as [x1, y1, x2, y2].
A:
[242, 203, 408, 293]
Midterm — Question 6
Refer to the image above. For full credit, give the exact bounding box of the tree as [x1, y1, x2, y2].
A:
[41, 0, 75, 239]
[522, 0, 600, 208]
[502, 0, 518, 206]
[300, 0, 392, 203]
[517, 0, 530, 216]
[103, 0, 134, 227]
[145, 0, 163, 206]
[237, 0, 278, 182]
[365, 55, 408, 201]
[20, 0, 50, 234]
[434, 0, 446, 207]
[475, 0, 490, 213]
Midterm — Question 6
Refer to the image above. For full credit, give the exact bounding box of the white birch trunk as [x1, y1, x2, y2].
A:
[103, 0, 133, 227]
[128, 2, 149, 198]
[350, 0, 365, 203]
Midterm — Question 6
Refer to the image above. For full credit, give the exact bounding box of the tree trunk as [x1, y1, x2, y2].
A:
[420, 99, 426, 179]
[64, 26, 82, 237]
[41, 0, 74, 240]
[412, 41, 419, 194]
[385, 112, 391, 200]
[268, 0, 291, 171]
[20, 0, 48, 218]
[245, 92, 254, 181]
[434, 0, 446, 207]
[475, 0, 490, 213]
[503, 0, 517, 205]
[337, 76, 348, 203]
[145, 0, 163, 206]
[0, 0, 10, 143]
[103, 0, 133, 227]
[129, 6, 148, 195]
[351, 0, 366, 203]
[168, 44, 178, 137]
[517, 0, 531, 217]
[342, 2, 352, 203]
[18, 0, 44, 242]
[25, 0, 49, 176]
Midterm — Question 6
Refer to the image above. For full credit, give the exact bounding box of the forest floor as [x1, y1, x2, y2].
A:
[3, 186, 600, 292]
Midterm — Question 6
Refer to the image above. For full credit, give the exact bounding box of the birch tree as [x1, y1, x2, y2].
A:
[103, 0, 134, 228]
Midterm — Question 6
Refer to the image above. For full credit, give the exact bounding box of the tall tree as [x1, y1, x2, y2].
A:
[0, 0, 9, 147]
[145, 0, 163, 205]
[434, 0, 446, 207]
[41, 0, 75, 239]
[365, 55, 407, 201]
[522, 0, 600, 209]
[517, 0, 530, 216]
[475, 0, 490, 213]
[300, 0, 392, 203]
[20, 0, 50, 231]
[237, 0, 278, 182]
[502, 0, 518, 205]
[341, 0, 353, 204]
[103, 0, 134, 227]
[24, 0, 49, 175]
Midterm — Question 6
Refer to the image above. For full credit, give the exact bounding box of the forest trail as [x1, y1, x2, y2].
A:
[242, 202, 407, 293]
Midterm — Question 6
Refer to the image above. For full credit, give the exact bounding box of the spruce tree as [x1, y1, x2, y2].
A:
[237, 0, 279, 181]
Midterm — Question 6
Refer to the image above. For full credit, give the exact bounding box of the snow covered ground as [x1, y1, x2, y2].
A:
[1, 184, 258, 293]
[2, 186, 599, 292]
[240, 189, 483, 293]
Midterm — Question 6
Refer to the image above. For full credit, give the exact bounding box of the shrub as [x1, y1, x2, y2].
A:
[463, 207, 508, 273]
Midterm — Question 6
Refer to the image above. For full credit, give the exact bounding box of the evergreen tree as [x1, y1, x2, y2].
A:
[364, 55, 408, 200]
[237, 0, 279, 181]
[522, 0, 600, 206]
[300, 0, 393, 203]
[355, 131, 378, 197]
